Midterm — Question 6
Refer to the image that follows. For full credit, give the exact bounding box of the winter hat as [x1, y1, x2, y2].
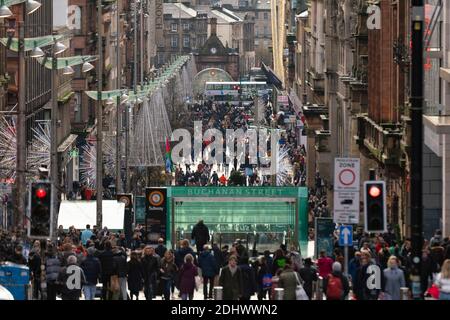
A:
[332, 261, 342, 272]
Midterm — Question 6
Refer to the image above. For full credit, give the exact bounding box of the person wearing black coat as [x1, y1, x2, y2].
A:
[98, 241, 114, 300]
[238, 259, 257, 300]
[127, 251, 144, 300]
[175, 240, 197, 268]
[80, 247, 101, 300]
[141, 246, 160, 300]
[57, 255, 86, 300]
[112, 247, 128, 300]
[299, 258, 318, 299]
[191, 220, 210, 253]
[28, 246, 42, 300]
[45, 245, 61, 300]
[155, 238, 167, 258]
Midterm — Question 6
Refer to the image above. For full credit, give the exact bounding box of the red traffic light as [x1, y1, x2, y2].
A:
[36, 188, 47, 199]
[369, 186, 381, 198]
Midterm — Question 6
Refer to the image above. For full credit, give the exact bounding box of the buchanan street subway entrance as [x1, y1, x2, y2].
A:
[160, 186, 308, 254]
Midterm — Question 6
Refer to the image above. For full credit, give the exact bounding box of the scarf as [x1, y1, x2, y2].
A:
[229, 265, 237, 276]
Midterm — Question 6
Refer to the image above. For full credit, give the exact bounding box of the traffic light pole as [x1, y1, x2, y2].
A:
[410, 1, 424, 299]
[50, 46, 58, 240]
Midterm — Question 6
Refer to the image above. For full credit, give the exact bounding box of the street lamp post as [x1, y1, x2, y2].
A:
[96, 0, 103, 228]
[115, 1, 122, 194]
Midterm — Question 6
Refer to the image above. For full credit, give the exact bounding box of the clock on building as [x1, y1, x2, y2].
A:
[210, 47, 217, 54]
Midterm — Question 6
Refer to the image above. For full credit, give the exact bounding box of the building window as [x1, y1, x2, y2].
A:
[264, 12, 269, 20]
[171, 23, 178, 32]
[183, 23, 190, 31]
[264, 26, 268, 36]
[255, 39, 259, 46]
[171, 35, 178, 48]
[255, 12, 259, 19]
[264, 40, 270, 47]
[255, 26, 258, 37]
[183, 35, 190, 48]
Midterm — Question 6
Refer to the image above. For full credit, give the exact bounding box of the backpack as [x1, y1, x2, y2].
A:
[326, 274, 343, 300]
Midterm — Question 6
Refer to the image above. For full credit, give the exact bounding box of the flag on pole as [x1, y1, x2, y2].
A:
[165, 137, 172, 173]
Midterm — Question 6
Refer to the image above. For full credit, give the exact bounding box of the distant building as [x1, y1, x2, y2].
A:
[194, 18, 240, 80]
[158, 2, 208, 66]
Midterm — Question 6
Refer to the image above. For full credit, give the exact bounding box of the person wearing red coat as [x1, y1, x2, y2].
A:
[178, 254, 198, 300]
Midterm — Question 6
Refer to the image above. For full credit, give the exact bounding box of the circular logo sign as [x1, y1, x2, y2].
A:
[149, 191, 164, 206]
[118, 196, 130, 207]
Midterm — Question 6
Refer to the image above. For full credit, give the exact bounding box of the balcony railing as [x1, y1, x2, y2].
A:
[356, 114, 404, 166]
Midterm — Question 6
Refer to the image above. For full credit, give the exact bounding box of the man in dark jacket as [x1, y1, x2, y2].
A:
[323, 262, 350, 300]
[98, 240, 114, 300]
[57, 255, 86, 300]
[141, 246, 159, 300]
[219, 256, 243, 300]
[299, 258, 318, 299]
[45, 244, 61, 300]
[191, 220, 210, 253]
[238, 258, 257, 300]
[8, 245, 27, 265]
[155, 238, 167, 258]
[198, 245, 218, 299]
[112, 247, 128, 300]
[80, 247, 101, 300]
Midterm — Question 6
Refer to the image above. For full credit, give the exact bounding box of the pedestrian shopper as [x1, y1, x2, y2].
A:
[81, 224, 93, 246]
[156, 238, 168, 258]
[57, 256, 86, 300]
[178, 254, 198, 300]
[8, 244, 27, 265]
[127, 251, 144, 300]
[354, 252, 382, 300]
[256, 256, 272, 300]
[160, 250, 178, 300]
[317, 250, 333, 279]
[272, 249, 287, 275]
[98, 240, 115, 300]
[45, 244, 61, 300]
[299, 258, 318, 300]
[112, 246, 128, 300]
[382, 256, 405, 300]
[198, 244, 218, 300]
[80, 246, 101, 300]
[323, 262, 349, 300]
[141, 245, 159, 300]
[348, 251, 361, 285]
[435, 259, 450, 300]
[219, 255, 243, 300]
[278, 261, 299, 300]
[191, 220, 210, 253]
[175, 239, 196, 268]
[238, 257, 257, 300]
[28, 241, 42, 299]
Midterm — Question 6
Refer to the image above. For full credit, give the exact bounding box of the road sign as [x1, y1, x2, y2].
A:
[339, 225, 353, 246]
[334, 158, 360, 224]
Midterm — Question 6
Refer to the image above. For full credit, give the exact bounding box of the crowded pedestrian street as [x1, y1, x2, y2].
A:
[0, 0, 450, 307]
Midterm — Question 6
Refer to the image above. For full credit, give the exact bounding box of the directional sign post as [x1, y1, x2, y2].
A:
[333, 158, 360, 224]
[339, 225, 353, 277]
[339, 225, 353, 246]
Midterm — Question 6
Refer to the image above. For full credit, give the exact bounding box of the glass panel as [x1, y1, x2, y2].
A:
[173, 200, 296, 253]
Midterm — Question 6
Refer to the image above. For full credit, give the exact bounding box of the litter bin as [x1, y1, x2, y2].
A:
[0, 262, 30, 300]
